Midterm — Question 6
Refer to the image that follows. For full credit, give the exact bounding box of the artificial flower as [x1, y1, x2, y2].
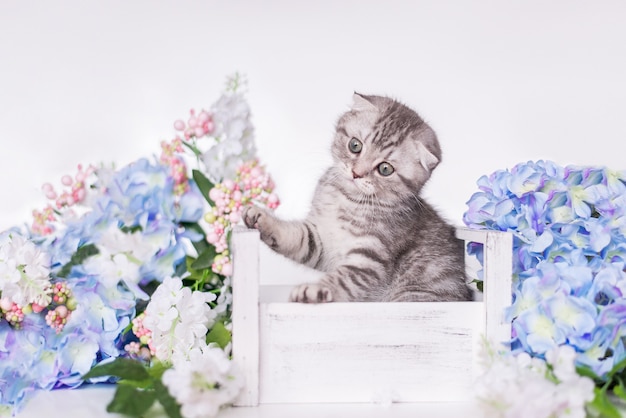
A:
[475, 340, 595, 418]
[465, 160, 626, 376]
[162, 344, 242, 418]
[0, 74, 279, 418]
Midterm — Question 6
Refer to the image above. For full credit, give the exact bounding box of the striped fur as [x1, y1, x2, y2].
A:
[243, 93, 472, 302]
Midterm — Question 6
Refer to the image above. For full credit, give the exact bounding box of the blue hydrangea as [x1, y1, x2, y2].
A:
[465, 160, 626, 377]
[0, 157, 205, 415]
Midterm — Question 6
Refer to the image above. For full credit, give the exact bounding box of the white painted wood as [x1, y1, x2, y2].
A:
[259, 302, 483, 403]
[456, 228, 513, 346]
[231, 227, 261, 406]
[231, 227, 514, 405]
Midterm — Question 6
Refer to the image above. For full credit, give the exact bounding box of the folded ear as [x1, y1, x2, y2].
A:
[351, 92, 378, 112]
[417, 142, 440, 171]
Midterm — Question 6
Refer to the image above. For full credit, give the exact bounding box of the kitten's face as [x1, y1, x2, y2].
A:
[331, 93, 441, 204]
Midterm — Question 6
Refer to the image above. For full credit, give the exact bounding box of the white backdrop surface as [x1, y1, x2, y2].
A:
[1, 1, 626, 229]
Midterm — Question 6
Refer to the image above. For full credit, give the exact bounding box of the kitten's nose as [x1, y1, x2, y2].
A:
[352, 170, 362, 179]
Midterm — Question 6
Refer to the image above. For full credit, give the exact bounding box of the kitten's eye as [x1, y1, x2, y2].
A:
[377, 162, 394, 176]
[348, 138, 363, 153]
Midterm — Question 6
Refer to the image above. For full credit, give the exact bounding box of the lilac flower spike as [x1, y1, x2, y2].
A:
[465, 160, 626, 377]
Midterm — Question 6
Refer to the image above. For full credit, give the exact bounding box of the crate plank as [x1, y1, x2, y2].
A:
[259, 302, 483, 403]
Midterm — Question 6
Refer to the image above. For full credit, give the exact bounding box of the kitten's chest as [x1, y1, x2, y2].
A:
[312, 200, 386, 267]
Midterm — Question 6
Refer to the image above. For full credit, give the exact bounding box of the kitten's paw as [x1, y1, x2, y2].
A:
[243, 205, 278, 248]
[290, 283, 333, 303]
[243, 205, 265, 229]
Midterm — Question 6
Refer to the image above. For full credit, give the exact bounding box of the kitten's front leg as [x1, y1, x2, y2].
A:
[289, 283, 334, 303]
[290, 265, 377, 303]
[243, 206, 322, 267]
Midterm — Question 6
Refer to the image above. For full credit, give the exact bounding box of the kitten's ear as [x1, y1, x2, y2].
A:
[417, 142, 440, 172]
[351, 92, 378, 112]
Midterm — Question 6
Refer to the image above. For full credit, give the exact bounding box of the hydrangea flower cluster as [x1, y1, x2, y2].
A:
[475, 339, 595, 418]
[464, 161, 626, 372]
[0, 75, 278, 418]
[464, 160, 626, 413]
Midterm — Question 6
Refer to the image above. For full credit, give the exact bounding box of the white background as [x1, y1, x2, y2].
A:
[1, 0, 626, 232]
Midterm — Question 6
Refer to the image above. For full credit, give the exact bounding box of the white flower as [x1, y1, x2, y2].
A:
[213, 277, 232, 316]
[210, 92, 252, 140]
[143, 277, 217, 362]
[201, 92, 256, 182]
[475, 340, 595, 418]
[162, 344, 242, 418]
[0, 233, 52, 306]
[83, 226, 164, 298]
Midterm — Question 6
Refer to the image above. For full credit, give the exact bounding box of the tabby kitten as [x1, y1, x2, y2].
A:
[243, 93, 472, 303]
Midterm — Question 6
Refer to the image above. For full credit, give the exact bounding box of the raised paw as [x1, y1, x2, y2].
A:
[243, 205, 264, 229]
[290, 283, 333, 303]
[243, 205, 278, 248]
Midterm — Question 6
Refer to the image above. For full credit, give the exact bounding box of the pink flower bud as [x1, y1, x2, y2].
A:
[0, 298, 13, 311]
[223, 179, 235, 191]
[55, 305, 69, 319]
[207, 232, 219, 244]
[198, 111, 210, 123]
[74, 188, 86, 202]
[31, 303, 46, 313]
[61, 175, 73, 186]
[229, 212, 241, 224]
[174, 120, 186, 131]
[209, 188, 222, 202]
[221, 262, 233, 276]
[268, 194, 279, 204]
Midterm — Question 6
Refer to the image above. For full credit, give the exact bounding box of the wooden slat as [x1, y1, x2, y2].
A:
[259, 302, 483, 403]
[231, 227, 261, 406]
[456, 227, 513, 346]
[482, 230, 513, 346]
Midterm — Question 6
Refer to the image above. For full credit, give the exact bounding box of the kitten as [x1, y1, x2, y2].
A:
[243, 93, 472, 303]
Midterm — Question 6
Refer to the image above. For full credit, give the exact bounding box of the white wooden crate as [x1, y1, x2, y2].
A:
[231, 227, 513, 405]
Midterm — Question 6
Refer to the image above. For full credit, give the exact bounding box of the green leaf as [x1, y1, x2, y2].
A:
[106, 384, 156, 416]
[147, 360, 171, 381]
[119, 224, 143, 234]
[191, 246, 217, 270]
[607, 356, 626, 379]
[471, 279, 484, 293]
[613, 380, 626, 401]
[587, 387, 622, 418]
[576, 364, 603, 382]
[154, 380, 183, 418]
[82, 357, 150, 381]
[206, 321, 232, 350]
[57, 243, 99, 278]
[192, 169, 215, 205]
